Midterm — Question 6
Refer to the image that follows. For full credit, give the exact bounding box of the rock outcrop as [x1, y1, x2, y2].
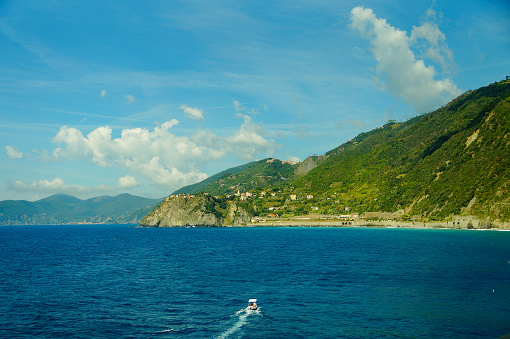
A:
[226, 202, 251, 226]
[140, 194, 221, 227]
[294, 155, 328, 176]
[139, 194, 256, 227]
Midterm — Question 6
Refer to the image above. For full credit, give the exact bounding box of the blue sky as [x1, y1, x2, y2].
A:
[1, 0, 509, 201]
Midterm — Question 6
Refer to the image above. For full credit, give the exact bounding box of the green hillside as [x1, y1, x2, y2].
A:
[181, 158, 299, 196]
[172, 161, 255, 195]
[292, 79, 510, 221]
[158, 79, 510, 225]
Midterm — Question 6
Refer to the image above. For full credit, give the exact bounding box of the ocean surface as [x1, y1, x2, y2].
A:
[1, 225, 509, 338]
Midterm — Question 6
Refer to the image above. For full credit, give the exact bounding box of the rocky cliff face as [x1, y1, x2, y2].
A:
[139, 194, 254, 227]
[225, 202, 251, 226]
[139, 195, 221, 227]
[295, 155, 328, 176]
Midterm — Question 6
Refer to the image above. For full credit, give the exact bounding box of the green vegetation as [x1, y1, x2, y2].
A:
[192, 158, 299, 196]
[172, 161, 256, 195]
[291, 79, 510, 221]
[178, 79, 510, 223]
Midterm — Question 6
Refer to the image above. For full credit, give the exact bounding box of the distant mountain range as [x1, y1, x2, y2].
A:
[0, 194, 164, 225]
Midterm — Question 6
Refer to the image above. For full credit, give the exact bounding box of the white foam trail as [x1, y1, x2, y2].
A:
[217, 307, 254, 339]
[235, 308, 246, 315]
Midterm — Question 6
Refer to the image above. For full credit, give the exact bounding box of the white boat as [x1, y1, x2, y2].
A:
[248, 299, 257, 310]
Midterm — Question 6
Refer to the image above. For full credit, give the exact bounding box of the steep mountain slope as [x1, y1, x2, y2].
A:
[141, 79, 510, 228]
[0, 194, 163, 225]
[180, 158, 299, 196]
[294, 79, 510, 222]
[172, 161, 255, 195]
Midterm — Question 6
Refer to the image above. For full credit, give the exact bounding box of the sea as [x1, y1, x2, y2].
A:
[1, 224, 509, 338]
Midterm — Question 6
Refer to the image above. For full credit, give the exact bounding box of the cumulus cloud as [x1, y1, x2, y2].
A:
[180, 104, 205, 120]
[350, 6, 461, 113]
[226, 114, 279, 160]
[47, 115, 278, 189]
[117, 175, 141, 188]
[6, 145, 23, 159]
[410, 8, 454, 72]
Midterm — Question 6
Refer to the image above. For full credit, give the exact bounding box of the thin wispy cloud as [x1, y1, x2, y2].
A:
[10, 176, 141, 196]
[28, 108, 150, 123]
[10, 178, 110, 194]
[125, 94, 137, 104]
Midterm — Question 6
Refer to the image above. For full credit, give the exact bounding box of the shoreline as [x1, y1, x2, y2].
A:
[4, 221, 509, 230]
[244, 219, 510, 230]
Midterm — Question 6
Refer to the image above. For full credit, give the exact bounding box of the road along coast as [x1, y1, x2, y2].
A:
[246, 217, 510, 230]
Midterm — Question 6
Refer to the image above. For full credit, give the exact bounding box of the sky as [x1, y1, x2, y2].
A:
[1, 0, 509, 201]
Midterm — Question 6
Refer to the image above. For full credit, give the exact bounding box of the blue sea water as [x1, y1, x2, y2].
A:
[1, 225, 509, 338]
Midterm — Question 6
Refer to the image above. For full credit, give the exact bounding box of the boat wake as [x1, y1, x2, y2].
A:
[217, 307, 260, 338]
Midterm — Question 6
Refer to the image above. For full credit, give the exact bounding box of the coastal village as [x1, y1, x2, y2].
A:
[164, 187, 486, 229]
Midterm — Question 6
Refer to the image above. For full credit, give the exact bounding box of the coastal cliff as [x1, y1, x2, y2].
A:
[139, 194, 254, 227]
[140, 194, 221, 227]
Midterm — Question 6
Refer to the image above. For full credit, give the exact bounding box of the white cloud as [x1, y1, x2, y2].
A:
[410, 7, 454, 73]
[117, 175, 141, 188]
[47, 114, 278, 190]
[334, 119, 367, 130]
[233, 100, 243, 112]
[226, 114, 278, 160]
[9, 175, 143, 196]
[100, 89, 107, 98]
[125, 94, 137, 104]
[10, 178, 111, 195]
[180, 104, 205, 120]
[286, 155, 301, 163]
[350, 6, 461, 113]
[6, 145, 23, 159]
